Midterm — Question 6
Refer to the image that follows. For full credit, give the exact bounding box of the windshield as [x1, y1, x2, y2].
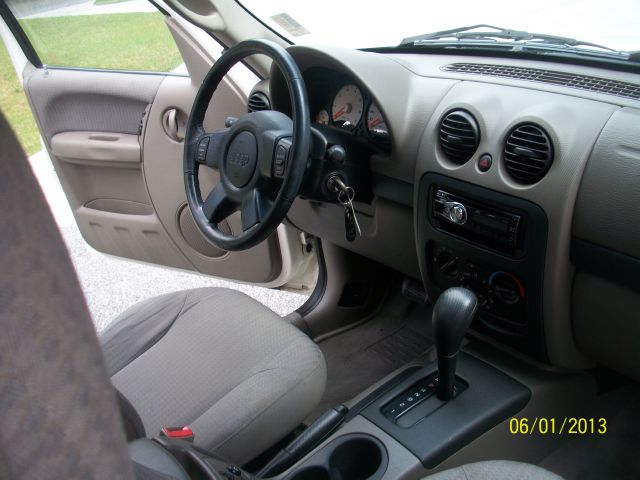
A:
[238, 0, 639, 53]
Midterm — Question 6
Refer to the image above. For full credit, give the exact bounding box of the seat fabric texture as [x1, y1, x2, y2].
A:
[0, 112, 133, 479]
[100, 287, 326, 465]
[0, 111, 557, 480]
[424, 460, 562, 480]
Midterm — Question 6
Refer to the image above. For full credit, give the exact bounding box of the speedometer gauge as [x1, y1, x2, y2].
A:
[331, 84, 363, 130]
[366, 103, 389, 138]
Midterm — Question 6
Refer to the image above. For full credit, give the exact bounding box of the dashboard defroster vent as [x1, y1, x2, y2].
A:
[442, 63, 640, 101]
[247, 91, 271, 113]
[504, 124, 553, 184]
[439, 110, 480, 164]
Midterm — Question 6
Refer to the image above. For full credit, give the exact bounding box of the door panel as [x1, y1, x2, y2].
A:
[25, 67, 192, 270]
[26, 68, 162, 140]
[4, 6, 316, 289]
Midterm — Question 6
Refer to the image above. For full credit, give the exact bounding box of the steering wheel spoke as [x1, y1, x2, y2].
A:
[202, 184, 237, 223]
[241, 189, 272, 231]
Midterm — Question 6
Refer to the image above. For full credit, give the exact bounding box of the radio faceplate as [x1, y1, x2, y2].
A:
[433, 189, 522, 256]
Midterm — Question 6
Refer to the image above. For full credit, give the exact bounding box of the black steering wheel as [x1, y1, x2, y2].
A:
[184, 39, 310, 251]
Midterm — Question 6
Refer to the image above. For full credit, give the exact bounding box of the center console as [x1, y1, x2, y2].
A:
[267, 285, 531, 479]
[272, 354, 530, 479]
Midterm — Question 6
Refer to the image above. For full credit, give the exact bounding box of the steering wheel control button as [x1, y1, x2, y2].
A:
[274, 139, 291, 178]
[226, 131, 257, 188]
[196, 137, 210, 164]
[478, 153, 492, 172]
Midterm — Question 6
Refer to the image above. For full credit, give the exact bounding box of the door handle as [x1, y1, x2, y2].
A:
[162, 108, 184, 142]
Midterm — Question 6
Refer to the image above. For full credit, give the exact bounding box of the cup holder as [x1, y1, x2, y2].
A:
[284, 434, 388, 480]
[328, 436, 385, 479]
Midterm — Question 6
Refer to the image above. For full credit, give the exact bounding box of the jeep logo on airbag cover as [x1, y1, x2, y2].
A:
[226, 131, 257, 188]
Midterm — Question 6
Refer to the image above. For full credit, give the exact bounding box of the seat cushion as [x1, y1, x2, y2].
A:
[424, 460, 562, 480]
[100, 287, 326, 465]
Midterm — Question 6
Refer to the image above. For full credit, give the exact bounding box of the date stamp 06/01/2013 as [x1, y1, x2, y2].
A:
[509, 417, 607, 435]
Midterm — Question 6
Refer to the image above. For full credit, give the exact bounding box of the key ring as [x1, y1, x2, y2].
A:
[338, 187, 355, 205]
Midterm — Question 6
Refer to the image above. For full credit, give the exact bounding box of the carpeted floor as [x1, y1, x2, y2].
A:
[308, 299, 434, 421]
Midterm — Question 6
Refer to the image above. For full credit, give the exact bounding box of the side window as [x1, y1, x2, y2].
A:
[5, 0, 184, 73]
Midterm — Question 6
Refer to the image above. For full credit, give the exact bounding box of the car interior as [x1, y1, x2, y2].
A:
[1, 0, 640, 479]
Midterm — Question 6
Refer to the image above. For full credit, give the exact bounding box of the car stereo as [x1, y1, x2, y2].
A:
[432, 189, 522, 256]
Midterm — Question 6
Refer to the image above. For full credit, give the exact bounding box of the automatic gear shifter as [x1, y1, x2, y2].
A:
[432, 287, 478, 400]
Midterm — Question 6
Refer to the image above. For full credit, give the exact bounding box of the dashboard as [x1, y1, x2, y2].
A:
[257, 45, 640, 379]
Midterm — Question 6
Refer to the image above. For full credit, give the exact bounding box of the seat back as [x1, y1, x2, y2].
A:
[0, 112, 134, 479]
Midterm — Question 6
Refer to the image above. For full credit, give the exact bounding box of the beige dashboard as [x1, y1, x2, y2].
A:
[262, 45, 640, 374]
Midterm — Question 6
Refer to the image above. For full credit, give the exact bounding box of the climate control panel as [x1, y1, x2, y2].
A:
[431, 244, 527, 325]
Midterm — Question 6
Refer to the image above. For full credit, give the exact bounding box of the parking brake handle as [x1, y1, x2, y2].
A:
[257, 404, 348, 478]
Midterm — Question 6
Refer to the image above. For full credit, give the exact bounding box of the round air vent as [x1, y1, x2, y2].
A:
[247, 91, 271, 113]
[504, 123, 553, 184]
[439, 110, 480, 164]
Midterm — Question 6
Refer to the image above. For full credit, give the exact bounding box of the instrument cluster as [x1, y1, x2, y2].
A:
[304, 67, 391, 151]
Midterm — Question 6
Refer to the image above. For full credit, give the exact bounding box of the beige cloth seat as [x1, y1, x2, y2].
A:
[0, 111, 557, 479]
[100, 287, 326, 465]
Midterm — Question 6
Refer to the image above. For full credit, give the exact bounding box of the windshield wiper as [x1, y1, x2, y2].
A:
[399, 24, 623, 55]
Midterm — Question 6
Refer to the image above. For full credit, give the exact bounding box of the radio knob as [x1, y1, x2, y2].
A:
[444, 202, 467, 225]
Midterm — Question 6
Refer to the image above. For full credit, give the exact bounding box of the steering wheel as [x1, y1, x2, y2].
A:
[184, 39, 310, 251]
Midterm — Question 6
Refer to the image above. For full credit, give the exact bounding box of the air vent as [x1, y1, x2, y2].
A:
[442, 63, 640, 101]
[439, 110, 480, 164]
[247, 91, 271, 113]
[504, 124, 553, 184]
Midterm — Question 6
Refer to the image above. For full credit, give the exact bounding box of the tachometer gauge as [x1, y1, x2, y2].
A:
[315, 109, 330, 125]
[331, 84, 364, 130]
[366, 103, 389, 138]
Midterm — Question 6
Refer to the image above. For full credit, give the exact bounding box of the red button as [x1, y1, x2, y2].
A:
[478, 154, 492, 172]
[161, 426, 194, 439]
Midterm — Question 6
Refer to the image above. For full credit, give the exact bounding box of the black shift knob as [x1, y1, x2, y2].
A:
[432, 287, 478, 400]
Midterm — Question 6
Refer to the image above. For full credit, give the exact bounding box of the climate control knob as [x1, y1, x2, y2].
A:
[488, 272, 525, 305]
[435, 250, 460, 280]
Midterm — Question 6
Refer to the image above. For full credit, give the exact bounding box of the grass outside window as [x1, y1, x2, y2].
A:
[0, 11, 184, 155]
[20, 12, 183, 72]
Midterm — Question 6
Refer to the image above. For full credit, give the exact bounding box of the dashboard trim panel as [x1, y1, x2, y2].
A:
[418, 173, 549, 361]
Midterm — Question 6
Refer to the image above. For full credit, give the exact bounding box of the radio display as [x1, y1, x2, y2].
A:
[471, 213, 511, 234]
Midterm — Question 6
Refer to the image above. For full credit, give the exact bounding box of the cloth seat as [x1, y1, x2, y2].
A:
[424, 460, 562, 479]
[100, 287, 326, 465]
[0, 112, 555, 480]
